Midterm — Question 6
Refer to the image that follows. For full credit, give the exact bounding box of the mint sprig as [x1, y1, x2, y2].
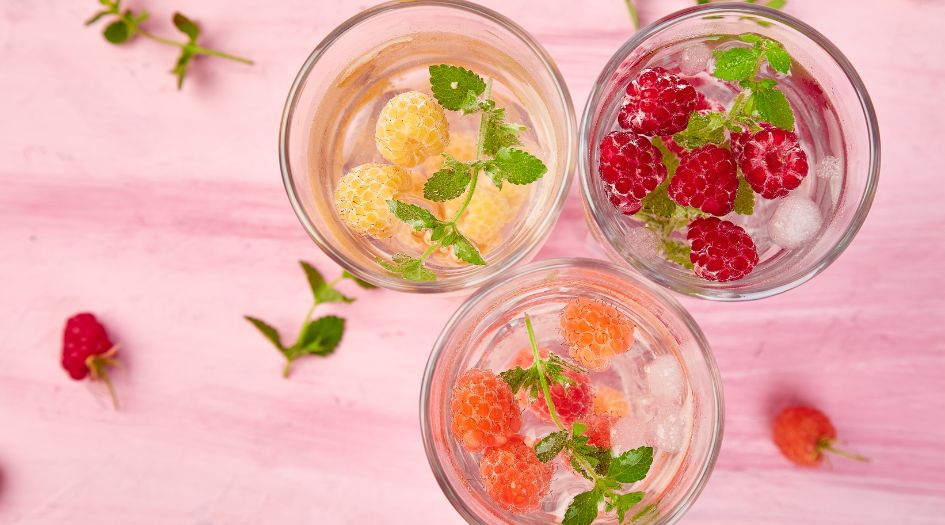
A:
[244, 261, 374, 377]
[86, 0, 252, 89]
[379, 65, 547, 281]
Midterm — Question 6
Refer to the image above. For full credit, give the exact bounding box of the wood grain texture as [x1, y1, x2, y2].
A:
[1, 0, 944, 523]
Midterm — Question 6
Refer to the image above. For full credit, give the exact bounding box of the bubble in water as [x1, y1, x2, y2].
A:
[680, 43, 712, 76]
[645, 355, 684, 403]
[654, 410, 686, 453]
[816, 156, 842, 179]
[768, 195, 823, 249]
[625, 227, 660, 261]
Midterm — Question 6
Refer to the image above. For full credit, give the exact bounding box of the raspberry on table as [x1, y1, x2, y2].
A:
[450, 369, 522, 452]
[334, 163, 409, 238]
[592, 385, 629, 419]
[735, 126, 809, 199]
[560, 298, 635, 371]
[375, 91, 450, 167]
[530, 368, 593, 425]
[479, 436, 554, 513]
[686, 216, 759, 282]
[598, 131, 667, 215]
[62, 312, 121, 408]
[618, 67, 699, 136]
[668, 144, 739, 216]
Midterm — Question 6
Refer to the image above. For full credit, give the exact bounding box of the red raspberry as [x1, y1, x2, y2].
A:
[773, 406, 868, 467]
[530, 368, 592, 425]
[686, 217, 759, 282]
[62, 313, 121, 408]
[450, 369, 522, 452]
[735, 126, 810, 199]
[618, 67, 698, 136]
[668, 144, 739, 216]
[480, 436, 554, 513]
[598, 131, 667, 215]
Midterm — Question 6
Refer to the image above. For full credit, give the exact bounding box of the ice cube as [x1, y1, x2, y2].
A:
[768, 195, 823, 250]
[645, 355, 684, 403]
[612, 413, 652, 452]
[680, 44, 712, 76]
[654, 411, 686, 453]
[816, 156, 842, 179]
[625, 227, 660, 261]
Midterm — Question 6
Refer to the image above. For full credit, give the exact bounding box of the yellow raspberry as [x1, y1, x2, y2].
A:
[444, 183, 512, 250]
[560, 298, 635, 371]
[334, 163, 409, 238]
[593, 385, 629, 419]
[375, 91, 449, 167]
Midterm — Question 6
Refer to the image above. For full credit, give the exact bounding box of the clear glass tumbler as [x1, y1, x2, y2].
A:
[421, 258, 723, 524]
[579, 4, 880, 301]
[280, 0, 576, 293]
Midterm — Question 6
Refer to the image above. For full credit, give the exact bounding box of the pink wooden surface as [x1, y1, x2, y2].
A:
[1, 0, 944, 523]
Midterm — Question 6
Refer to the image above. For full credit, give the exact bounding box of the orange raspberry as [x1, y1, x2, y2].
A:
[334, 163, 409, 237]
[560, 298, 635, 371]
[480, 436, 554, 513]
[450, 369, 521, 452]
[592, 385, 629, 419]
[375, 91, 449, 167]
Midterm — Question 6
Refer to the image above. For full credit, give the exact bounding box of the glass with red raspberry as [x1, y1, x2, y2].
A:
[579, 3, 880, 300]
[421, 258, 723, 524]
[280, 1, 576, 293]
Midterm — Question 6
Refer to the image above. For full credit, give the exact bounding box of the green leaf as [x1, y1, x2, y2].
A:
[631, 503, 659, 523]
[765, 44, 791, 74]
[485, 148, 547, 186]
[103, 20, 130, 44]
[562, 489, 602, 525]
[424, 163, 471, 202]
[662, 239, 694, 270]
[85, 10, 111, 26]
[244, 316, 285, 352]
[171, 48, 194, 90]
[482, 108, 525, 157]
[449, 232, 486, 265]
[766, 0, 787, 9]
[298, 261, 354, 304]
[608, 446, 654, 484]
[428, 64, 486, 112]
[753, 87, 794, 130]
[612, 492, 645, 523]
[734, 177, 755, 215]
[671, 111, 726, 150]
[534, 431, 569, 462]
[378, 255, 437, 282]
[342, 271, 377, 289]
[387, 200, 442, 231]
[299, 260, 327, 295]
[738, 33, 763, 44]
[712, 47, 759, 81]
[295, 315, 345, 356]
[499, 366, 530, 393]
[172, 12, 200, 42]
[572, 421, 587, 437]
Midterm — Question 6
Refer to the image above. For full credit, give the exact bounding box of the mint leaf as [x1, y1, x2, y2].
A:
[499, 366, 530, 393]
[486, 148, 546, 186]
[712, 47, 759, 81]
[483, 108, 525, 157]
[631, 503, 659, 523]
[534, 431, 569, 462]
[172, 12, 200, 42]
[662, 239, 694, 270]
[244, 316, 285, 351]
[612, 492, 645, 523]
[449, 232, 486, 265]
[342, 271, 376, 289]
[765, 44, 791, 74]
[672, 112, 726, 150]
[171, 48, 194, 90]
[295, 315, 345, 356]
[766, 0, 787, 9]
[103, 20, 130, 43]
[424, 162, 471, 202]
[429, 64, 486, 111]
[753, 87, 794, 130]
[572, 421, 588, 437]
[387, 200, 442, 231]
[378, 255, 437, 282]
[300, 261, 354, 305]
[734, 177, 755, 215]
[608, 446, 653, 483]
[562, 489, 602, 525]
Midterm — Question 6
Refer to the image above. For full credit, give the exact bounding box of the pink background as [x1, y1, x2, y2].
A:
[2, 0, 944, 523]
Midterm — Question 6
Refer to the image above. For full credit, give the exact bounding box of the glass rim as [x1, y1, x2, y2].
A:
[419, 257, 725, 524]
[279, 0, 577, 294]
[577, 3, 881, 302]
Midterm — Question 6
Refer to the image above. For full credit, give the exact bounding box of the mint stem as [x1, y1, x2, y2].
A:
[448, 77, 493, 222]
[624, 0, 640, 30]
[524, 313, 565, 430]
[138, 29, 254, 64]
